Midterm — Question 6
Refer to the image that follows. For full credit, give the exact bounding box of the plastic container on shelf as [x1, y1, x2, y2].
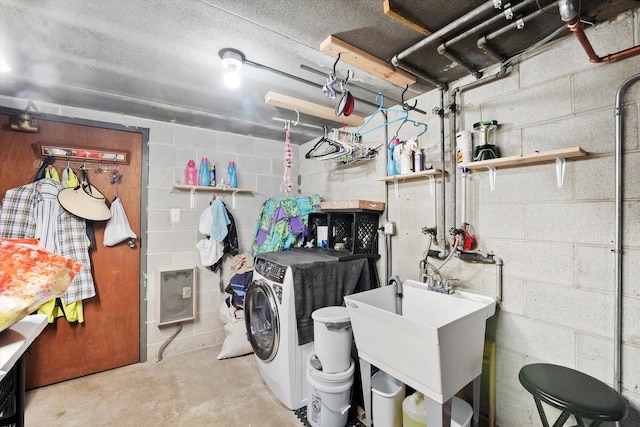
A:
[228, 161, 237, 188]
[209, 164, 216, 187]
[199, 158, 210, 186]
[387, 139, 400, 176]
[184, 159, 197, 185]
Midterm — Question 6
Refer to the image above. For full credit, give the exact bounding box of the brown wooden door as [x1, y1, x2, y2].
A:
[0, 114, 142, 389]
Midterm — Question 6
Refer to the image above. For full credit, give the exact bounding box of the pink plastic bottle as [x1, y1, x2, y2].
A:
[184, 160, 198, 185]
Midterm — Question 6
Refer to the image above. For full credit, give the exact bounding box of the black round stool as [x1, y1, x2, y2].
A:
[519, 364, 628, 427]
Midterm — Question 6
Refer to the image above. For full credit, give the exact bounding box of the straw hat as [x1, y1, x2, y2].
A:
[58, 184, 112, 221]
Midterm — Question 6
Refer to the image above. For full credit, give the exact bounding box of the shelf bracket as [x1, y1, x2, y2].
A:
[189, 188, 196, 209]
[429, 175, 435, 194]
[487, 166, 497, 192]
[231, 190, 239, 210]
[394, 180, 400, 198]
[555, 156, 566, 188]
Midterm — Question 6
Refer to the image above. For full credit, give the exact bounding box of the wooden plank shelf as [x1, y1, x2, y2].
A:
[460, 147, 586, 170]
[376, 169, 442, 182]
[172, 184, 254, 209]
[172, 184, 254, 193]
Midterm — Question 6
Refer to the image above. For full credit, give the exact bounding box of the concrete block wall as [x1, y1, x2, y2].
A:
[0, 94, 297, 362]
[303, 9, 640, 426]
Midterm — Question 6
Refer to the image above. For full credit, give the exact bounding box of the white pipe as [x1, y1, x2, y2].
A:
[613, 73, 640, 393]
[461, 173, 467, 225]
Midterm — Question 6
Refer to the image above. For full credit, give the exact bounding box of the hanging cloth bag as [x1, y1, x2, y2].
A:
[103, 197, 137, 246]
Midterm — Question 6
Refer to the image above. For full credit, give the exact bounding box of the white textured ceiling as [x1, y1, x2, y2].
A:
[0, 0, 637, 143]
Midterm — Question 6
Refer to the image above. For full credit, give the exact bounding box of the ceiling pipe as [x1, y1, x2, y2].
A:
[391, 0, 498, 85]
[437, 0, 547, 76]
[559, 0, 640, 63]
[477, 2, 561, 62]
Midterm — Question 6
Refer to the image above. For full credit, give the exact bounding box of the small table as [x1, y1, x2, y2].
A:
[519, 363, 628, 427]
[0, 315, 48, 427]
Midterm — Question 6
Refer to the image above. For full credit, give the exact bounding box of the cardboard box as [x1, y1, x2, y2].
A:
[320, 200, 385, 212]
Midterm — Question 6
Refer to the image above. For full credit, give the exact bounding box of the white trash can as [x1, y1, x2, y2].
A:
[312, 306, 352, 373]
[371, 370, 405, 427]
[306, 355, 355, 427]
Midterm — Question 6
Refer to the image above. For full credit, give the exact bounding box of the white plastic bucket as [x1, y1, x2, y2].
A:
[312, 306, 352, 373]
[306, 355, 355, 427]
[371, 370, 405, 427]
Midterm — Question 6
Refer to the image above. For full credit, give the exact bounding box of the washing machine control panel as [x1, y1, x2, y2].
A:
[254, 258, 287, 284]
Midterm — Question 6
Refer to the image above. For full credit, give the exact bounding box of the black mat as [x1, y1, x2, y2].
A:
[294, 406, 365, 427]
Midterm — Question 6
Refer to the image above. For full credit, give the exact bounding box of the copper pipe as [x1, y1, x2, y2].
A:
[568, 20, 640, 63]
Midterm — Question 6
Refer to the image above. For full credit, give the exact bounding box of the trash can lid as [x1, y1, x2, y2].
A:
[312, 306, 350, 323]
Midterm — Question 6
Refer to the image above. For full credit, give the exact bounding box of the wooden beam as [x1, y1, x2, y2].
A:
[383, 0, 433, 37]
[264, 91, 364, 127]
[320, 35, 416, 87]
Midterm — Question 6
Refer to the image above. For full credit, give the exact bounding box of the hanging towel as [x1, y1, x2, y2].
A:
[210, 198, 230, 242]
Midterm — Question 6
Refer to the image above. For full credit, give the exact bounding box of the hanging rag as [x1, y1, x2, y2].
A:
[280, 120, 293, 196]
[45, 165, 60, 183]
[229, 252, 254, 276]
[61, 166, 80, 188]
[322, 72, 337, 99]
[210, 198, 230, 242]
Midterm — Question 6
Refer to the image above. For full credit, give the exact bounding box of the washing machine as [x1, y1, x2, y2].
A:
[244, 248, 372, 410]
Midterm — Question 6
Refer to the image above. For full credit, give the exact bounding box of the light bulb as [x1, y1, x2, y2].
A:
[223, 71, 241, 89]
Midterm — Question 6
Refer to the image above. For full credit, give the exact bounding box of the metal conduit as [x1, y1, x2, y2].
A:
[613, 73, 640, 393]
[477, 1, 561, 62]
[392, 0, 497, 65]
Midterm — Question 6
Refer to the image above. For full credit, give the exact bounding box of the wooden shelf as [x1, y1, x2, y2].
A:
[172, 184, 254, 193]
[172, 184, 254, 209]
[460, 147, 586, 170]
[376, 169, 442, 182]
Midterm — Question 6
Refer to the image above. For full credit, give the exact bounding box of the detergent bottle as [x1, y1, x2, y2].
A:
[402, 392, 427, 427]
[198, 158, 210, 186]
[184, 160, 198, 185]
[387, 138, 400, 176]
[228, 161, 237, 188]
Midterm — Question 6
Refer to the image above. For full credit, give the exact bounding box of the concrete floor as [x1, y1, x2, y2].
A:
[25, 346, 302, 426]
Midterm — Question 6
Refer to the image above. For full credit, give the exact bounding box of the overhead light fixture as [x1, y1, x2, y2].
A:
[0, 53, 10, 73]
[219, 48, 245, 89]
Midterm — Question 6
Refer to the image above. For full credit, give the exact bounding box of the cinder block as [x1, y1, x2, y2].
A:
[525, 281, 613, 337]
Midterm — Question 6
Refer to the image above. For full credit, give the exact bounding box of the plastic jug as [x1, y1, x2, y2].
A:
[228, 161, 237, 188]
[184, 160, 197, 185]
[387, 139, 400, 176]
[402, 392, 427, 427]
[199, 158, 210, 186]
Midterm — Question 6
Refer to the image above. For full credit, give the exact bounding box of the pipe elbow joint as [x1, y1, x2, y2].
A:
[391, 55, 400, 67]
[437, 44, 447, 55]
[477, 36, 487, 49]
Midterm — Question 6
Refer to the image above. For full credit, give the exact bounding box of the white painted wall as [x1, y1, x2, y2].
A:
[0, 94, 299, 363]
[299, 9, 640, 426]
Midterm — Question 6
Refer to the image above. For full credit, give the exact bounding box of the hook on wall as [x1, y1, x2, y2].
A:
[401, 84, 427, 115]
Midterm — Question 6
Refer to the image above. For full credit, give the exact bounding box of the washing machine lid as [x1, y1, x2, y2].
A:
[245, 280, 280, 362]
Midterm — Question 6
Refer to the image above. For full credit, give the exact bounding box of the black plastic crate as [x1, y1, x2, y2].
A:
[305, 211, 379, 255]
[0, 366, 16, 422]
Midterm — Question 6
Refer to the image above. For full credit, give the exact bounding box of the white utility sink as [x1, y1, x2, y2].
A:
[345, 279, 496, 405]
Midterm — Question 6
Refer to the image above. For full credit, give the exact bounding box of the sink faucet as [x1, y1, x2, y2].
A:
[426, 275, 457, 294]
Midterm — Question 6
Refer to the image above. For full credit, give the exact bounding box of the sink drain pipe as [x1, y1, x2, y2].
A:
[457, 251, 503, 306]
[612, 73, 640, 393]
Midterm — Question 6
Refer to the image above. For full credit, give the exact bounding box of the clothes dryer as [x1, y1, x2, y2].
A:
[245, 248, 374, 410]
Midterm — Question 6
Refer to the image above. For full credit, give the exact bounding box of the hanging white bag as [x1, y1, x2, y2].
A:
[103, 197, 137, 247]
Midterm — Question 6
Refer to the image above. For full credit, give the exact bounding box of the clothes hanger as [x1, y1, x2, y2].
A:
[355, 93, 409, 138]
